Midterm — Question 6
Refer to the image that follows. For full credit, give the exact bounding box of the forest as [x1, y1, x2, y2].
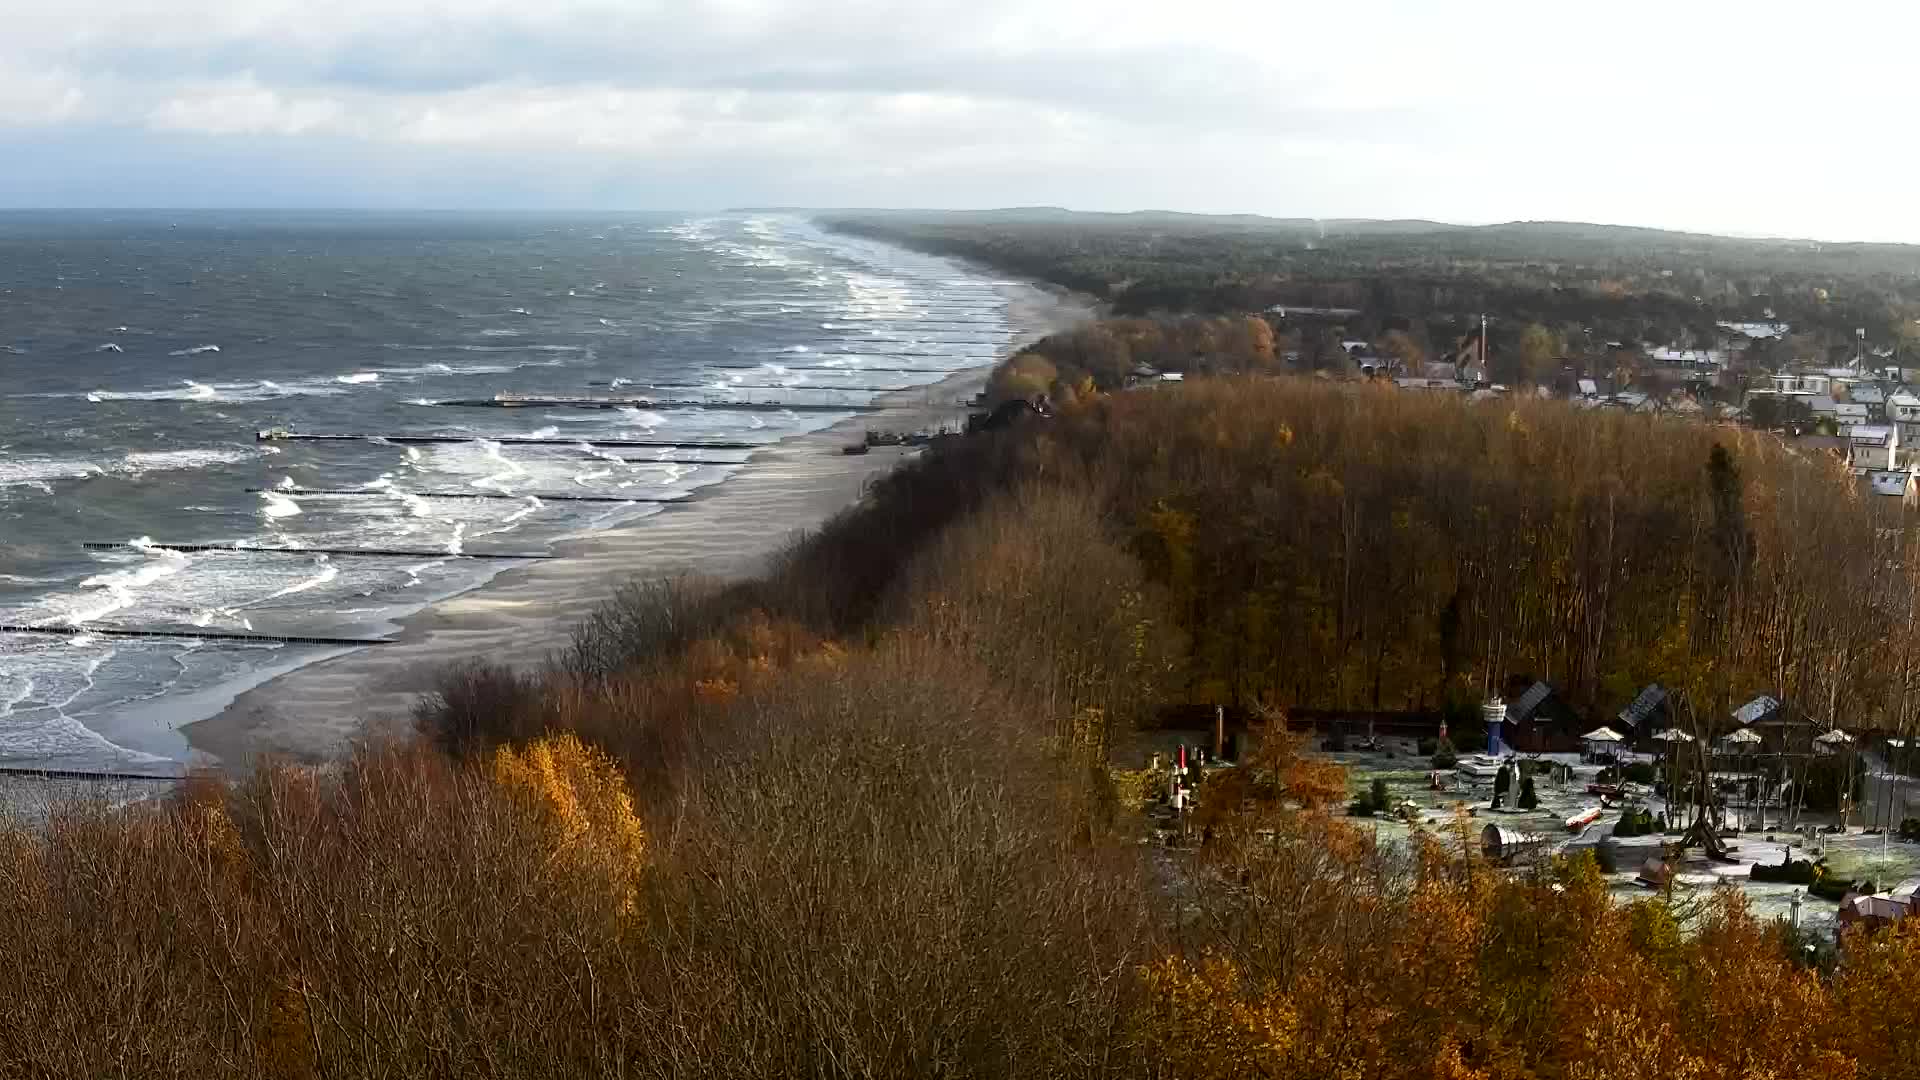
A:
[10, 376, 1920, 1075]
[821, 210, 1920, 385]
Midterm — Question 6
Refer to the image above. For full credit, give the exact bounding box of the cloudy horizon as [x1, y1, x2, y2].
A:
[4, 0, 1916, 243]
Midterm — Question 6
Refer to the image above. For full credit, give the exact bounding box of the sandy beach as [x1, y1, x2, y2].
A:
[182, 282, 1090, 766]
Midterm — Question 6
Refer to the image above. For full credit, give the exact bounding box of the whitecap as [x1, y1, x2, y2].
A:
[66, 545, 191, 623]
[445, 522, 468, 555]
[168, 344, 221, 356]
[259, 559, 339, 602]
[337, 372, 380, 384]
[527, 426, 559, 439]
[96, 343, 123, 353]
[260, 492, 303, 519]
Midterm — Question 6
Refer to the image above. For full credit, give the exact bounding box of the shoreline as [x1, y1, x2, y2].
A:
[181, 280, 1091, 766]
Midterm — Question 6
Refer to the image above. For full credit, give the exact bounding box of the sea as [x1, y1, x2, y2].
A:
[0, 211, 1030, 774]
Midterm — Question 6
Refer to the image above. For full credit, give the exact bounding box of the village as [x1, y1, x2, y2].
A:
[1308, 312, 1920, 504]
[1135, 686, 1920, 946]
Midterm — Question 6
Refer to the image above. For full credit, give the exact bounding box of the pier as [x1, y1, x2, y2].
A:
[82, 541, 554, 560]
[248, 487, 681, 505]
[257, 431, 765, 450]
[0, 625, 392, 647]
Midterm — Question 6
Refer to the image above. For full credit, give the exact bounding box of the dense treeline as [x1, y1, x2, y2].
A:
[15, 376, 1920, 1074]
[821, 210, 1920, 382]
[987, 314, 1278, 404]
[1059, 378, 1919, 729]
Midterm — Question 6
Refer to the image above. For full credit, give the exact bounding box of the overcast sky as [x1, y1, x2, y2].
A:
[2, 0, 1913, 240]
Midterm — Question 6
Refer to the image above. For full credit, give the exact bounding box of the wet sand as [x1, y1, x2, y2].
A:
[184, 283, 1091, 765]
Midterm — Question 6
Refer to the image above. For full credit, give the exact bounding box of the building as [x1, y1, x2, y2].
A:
[1618, 684, 1670, 741]
[1852, 385, 1888, 422]
[1847, 424, 1899, 472]
[1868, 467, 1919, 502]
[1500, 680, 1585, 753]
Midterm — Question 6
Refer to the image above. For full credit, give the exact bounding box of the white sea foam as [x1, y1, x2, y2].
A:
[168, 344, 221, 356]
[527, 426, 559, 439]
[500, 496, 543, 524]
[471, 440, 526, 493]
[337, 372, 380, 384]
[260, 492, 303, 519]
[66, 546, 191, 623]
[479, 328, 522, 338]
[96, 343, 123, 353]
[259, 559, 339, 602]
[445, 522, 468, 555]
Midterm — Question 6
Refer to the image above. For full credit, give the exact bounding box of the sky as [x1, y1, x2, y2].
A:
[2, 0, 1916, 241]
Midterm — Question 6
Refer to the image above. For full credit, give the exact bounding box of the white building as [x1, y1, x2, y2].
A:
[1847, 424, 1899, 473]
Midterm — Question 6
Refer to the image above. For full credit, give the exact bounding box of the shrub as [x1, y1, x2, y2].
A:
[1432, 737, 1458, 770]
[1418, 737, 1437, 756]
[1518, 774, 1538, 810]
[1622, 762, 1658, 785]
[1348, 777, 1392, 817]
[1613, 808, 1659, 838]
[1751, 853, 1820, 885]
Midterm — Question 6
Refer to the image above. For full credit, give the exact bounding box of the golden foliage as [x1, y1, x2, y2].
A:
[492, 734, 647, 896]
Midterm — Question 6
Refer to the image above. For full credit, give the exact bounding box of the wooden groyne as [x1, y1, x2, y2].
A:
[0, 625, 391, 647]
[247, 488, 680, 505]
[642, 382, 913, 393]
[257, 432, 764, 450]
[82, 541, 552, 561]
[0, 765, 186, 782]
[428, 396, 885, 414]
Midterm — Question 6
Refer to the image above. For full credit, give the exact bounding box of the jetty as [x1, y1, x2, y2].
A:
[425, 393, 885, 414]
[82, 541, 553, 560]
[640, 382, 913, 393]
[0, 625, 391, 647]
[247, 487, 680, 505]
[710, 363, 961, 374]
[257, 430, 763, 450]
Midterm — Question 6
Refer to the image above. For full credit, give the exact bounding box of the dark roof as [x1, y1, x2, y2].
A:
[1508, 681, 1554, 725]
[1618, 683, 1667, 730]
[1733, 695, 1783, 726]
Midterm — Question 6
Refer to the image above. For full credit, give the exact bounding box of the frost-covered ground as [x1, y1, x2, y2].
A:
[1329, 745, 1920, 940]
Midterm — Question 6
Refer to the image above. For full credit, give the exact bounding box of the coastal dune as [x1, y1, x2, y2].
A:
[185, 284, 1089, 764]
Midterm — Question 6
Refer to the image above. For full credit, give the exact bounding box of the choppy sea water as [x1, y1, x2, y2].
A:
[0, 211, 1030, 772]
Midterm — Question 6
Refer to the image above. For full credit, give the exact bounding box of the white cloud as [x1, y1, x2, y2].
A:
[0, 0, 1916, 237]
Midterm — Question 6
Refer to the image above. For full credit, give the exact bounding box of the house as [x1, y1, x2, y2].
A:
[1868, 467, 1919, 502]
[1840, 885, 1920, 934]
[1847, 424, 1899, 472]
[1836, 402, 1871, 425]
[1423, 361, 1461, 383]
[1889, 391, 1920, 452]
[1618, 684, 1670, 739]
[1733, 694, 1782, 727]
[1500, 680, 1585, 753]
[1852, 385, 1888, 421]
[1808, 395, 1840, 419]
[1577, 378, 1600, 398]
